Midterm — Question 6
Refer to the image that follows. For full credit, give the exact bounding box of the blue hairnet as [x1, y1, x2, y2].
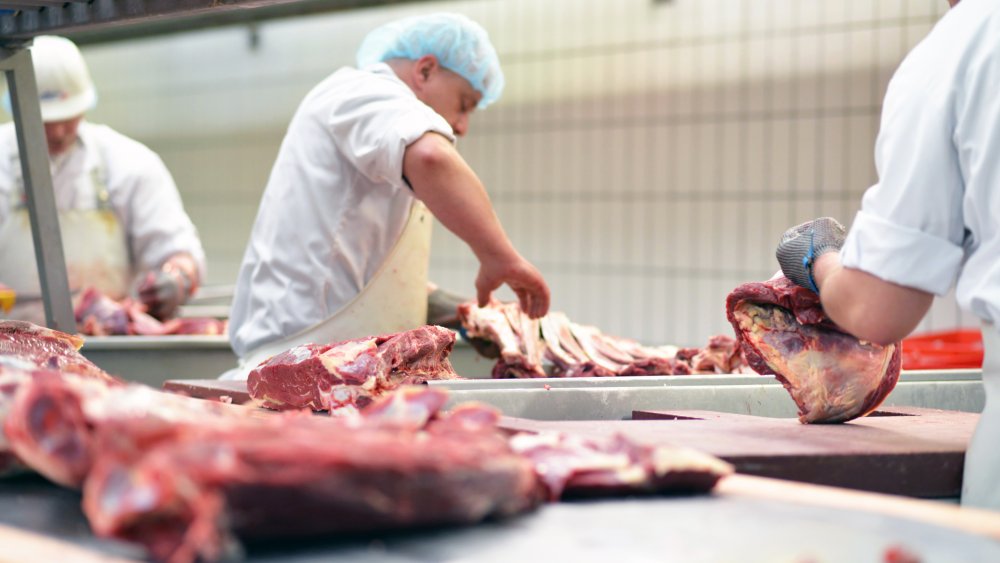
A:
[356, 13, 504, 109]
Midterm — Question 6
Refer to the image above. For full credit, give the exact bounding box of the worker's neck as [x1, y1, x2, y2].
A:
[385, 59, 418, 92]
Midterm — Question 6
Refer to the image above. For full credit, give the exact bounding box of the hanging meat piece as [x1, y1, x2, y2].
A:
[726, 276, 901, 423]
[247, 325, 460, 412]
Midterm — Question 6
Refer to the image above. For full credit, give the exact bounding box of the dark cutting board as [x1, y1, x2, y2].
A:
[499, 407, 978, 498]
[164, 379, 976, 498]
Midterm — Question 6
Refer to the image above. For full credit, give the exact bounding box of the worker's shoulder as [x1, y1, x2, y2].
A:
[308, 64, 417, 107]
[919, 0, 1000, 59]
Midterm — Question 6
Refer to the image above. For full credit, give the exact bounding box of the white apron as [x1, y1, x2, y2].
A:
[962, 322, 1000, 509]
[221, 200, 433, 381]
[0, 152, 129, 326]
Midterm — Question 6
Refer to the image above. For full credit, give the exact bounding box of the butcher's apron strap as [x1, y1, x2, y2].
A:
[960, 322, 1000, 509]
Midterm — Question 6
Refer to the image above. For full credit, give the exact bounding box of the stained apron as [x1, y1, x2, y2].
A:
[0, 156, 128, 326]
[961, 322, 1000, 509]
[220, 199, 433, 381]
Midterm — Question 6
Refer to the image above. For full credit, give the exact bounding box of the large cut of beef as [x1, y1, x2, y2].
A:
[74, 287, 228, 336]
[3, 370, 260, 488]
[0, 321, 120, 477]
[458, 301, 748, 378]
[82, 388, 543, 563]
[3, 355, 732, 563]
[77, 385, 729, 563]
[0, 320, 118, 382]
[247, 324, 460, 412]
[726, 276, 901, 423]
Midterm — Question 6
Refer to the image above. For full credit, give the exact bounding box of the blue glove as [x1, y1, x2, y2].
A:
[776, 217, 846, 293]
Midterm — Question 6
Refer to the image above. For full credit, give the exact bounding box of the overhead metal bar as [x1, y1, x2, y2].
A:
[0, 0, 427, 45]
[0, 45, 75, 331]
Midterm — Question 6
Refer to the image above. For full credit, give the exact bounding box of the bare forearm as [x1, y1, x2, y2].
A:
[403, 133, 518, 263]
[813, 253, 933, 345]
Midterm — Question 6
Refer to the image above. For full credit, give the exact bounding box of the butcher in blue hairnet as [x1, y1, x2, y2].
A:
[225, 13, 550, 379]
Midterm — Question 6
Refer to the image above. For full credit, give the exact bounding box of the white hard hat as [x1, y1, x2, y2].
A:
[30, 36, 96, 122]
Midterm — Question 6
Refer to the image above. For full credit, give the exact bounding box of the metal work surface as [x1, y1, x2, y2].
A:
[81, 335, 237, 386]
[160, 369, 986, 417]
[1, 474, 998, 562]
[430, 370, 985, 420]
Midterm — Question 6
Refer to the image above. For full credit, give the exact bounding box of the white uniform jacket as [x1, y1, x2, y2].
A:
[228, 63, 455, 358]
[0, 121, 206, 296]
[840, 0, 1000, 326]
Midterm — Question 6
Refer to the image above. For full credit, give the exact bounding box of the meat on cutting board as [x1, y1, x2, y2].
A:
[459, 300, 748, 378]
[247, 324, 460, 412]
[726, 276, 901, 423]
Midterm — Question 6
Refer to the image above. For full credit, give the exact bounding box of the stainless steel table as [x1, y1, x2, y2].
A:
[80, 335, 237, 386]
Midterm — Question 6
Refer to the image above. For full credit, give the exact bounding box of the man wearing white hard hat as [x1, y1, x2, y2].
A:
[225, 13, 550, 379]
[0, 36, 205, 323]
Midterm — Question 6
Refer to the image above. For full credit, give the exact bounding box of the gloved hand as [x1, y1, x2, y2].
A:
[136, 259, 197, 320]
[776, 217, 846, 294]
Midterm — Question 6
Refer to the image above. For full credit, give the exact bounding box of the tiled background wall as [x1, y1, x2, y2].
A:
[14, 0, 978, 345]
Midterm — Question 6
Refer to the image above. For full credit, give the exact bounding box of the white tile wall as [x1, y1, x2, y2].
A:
[4, 0, 976, 345]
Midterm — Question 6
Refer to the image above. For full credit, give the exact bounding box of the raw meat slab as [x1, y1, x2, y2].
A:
[499, 407, 976, 497]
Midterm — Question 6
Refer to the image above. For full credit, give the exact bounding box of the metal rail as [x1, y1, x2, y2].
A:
[0, 1, 424, 43]
[0, 0, 424, 330]
[0, 45, 74, 331]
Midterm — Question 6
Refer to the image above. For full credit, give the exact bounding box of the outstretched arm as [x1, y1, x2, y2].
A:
[403, 132, 549, 318]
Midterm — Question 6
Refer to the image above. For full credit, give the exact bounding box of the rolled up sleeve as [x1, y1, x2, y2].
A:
[841, 210, 964, 295]
[329, 81, 454, 192]
[840, 48, 967, 297]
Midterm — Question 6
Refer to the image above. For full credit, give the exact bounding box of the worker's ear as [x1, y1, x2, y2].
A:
[413, 55, 439, 87]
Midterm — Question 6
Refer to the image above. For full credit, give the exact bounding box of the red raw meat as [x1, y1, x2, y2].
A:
[4, 367, 731, 563]
[0, 320, 117, 382]
[726, 276, 901, 423]
[74, 287, 226, 337]
[0, 321, 120, 477]
[247, 325, 460, 412]
[459, 301, 747, 378]
[3, 371, 258, 488]
[81, 387, 541, 563]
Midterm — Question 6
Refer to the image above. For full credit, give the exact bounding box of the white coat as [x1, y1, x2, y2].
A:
[228, 63, 454, 359]
[838, 0, 1000, 509]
